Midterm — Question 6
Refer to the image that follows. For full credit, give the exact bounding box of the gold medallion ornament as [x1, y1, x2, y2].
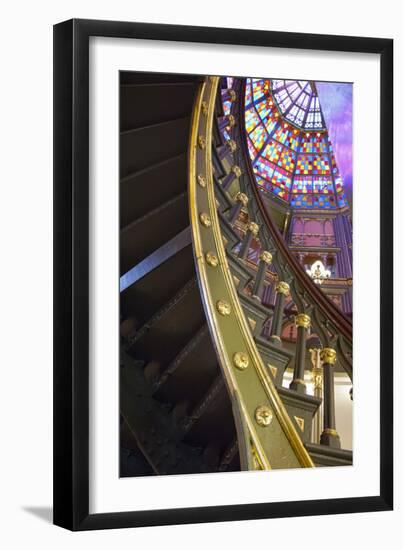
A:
[295, 313, 311, 329]
[198, 135, 206, 150]
[254, 405, 274, 427]
[228, 89, 237, 102]
[205, 251, 218, 267]
[228, 139, 237, 152]
[197, 174, 206, 188]
[216, 300, 231, 316]
[233, 352, 249, 371]
[199, 212, 211, 228]
[247, 221, 259, 236]
[227, 114, 236, 127]
[320, 348, 337, 365]
[201, 101, 208, 116]
[235, 192, 249, 206]
[259, 251, 273, 264]
[276, 281, 290, 296]
[231, 165, 242, 178]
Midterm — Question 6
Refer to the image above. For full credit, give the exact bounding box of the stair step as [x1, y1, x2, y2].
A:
[121, 243, 195, 328]
[120, 447, 154, 477]
[227, 253, 254, 291]
[120, 117, 191, 177]
[127, 278, 205, 366]
[120, 191, 188, 274]
[305, 443, 353, 467]
[254, 334, 293, 386]
[154, 325, 219, 410]
[120, 153, 187, 228]
[218, 440, 239, 472]
[217, 210, 241, 250]
[238, 291, 271, 336]
[120, 417, 154, 477]
[213, 174, 233, 214]
[181, 376, 235, 452]
[120, 350, 212, 475]
[212, 142, 228, 178]
[277, 387, 321, 444]
[120, 227, 191, 293]
[120, 73, 200, 86]
[120, 82, 198, 131]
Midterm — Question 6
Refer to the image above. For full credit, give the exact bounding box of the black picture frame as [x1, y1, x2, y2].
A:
[53, 18, 393, 531]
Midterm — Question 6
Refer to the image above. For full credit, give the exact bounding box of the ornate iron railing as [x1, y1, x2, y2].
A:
[212, 76, 353, 454]
[232, 78, 353, 381]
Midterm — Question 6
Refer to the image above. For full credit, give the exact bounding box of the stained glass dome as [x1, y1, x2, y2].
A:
[244, 78, 348, 209]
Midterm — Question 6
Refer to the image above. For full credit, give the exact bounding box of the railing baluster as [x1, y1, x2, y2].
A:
[238, 221, 259, 260]
[252, 251, 272, 302]
[218, 113, 235, 133]
[218, 139, 237, 161]
[222, 164, 242, 190]
[269, 281, 290, 344]
[289, 313, 311, 394]
[221, 88, 237, 104]
[320, 348, 341, 448]
[229, 192, 248, 224]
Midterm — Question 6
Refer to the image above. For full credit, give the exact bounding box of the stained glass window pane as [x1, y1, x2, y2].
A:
[247, 78, 348, 210]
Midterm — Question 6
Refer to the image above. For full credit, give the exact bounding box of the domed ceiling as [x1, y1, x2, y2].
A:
[244, 79, 349, 210]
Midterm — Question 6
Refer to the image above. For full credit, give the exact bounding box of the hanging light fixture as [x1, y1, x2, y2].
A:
[306, 260, 331, 285]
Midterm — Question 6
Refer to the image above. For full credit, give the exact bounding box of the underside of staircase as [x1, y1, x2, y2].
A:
[119, 72, 352, 477]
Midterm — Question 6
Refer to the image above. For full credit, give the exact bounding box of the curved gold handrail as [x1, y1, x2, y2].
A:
[188, 76, 314, 470]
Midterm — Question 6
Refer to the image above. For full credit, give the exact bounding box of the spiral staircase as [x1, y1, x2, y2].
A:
[119, 72, 353, 477]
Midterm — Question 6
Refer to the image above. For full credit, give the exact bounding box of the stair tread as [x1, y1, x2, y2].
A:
[238, 291, 273, 317]
[126, 278, 205, 365]
[120, 153, 187, 228]
[154, 325, 219, 408]
[213, 174, 234, 212]
[305, 442, 353, 460]
[120, 116, 191, 177]
[121, 243, 195, 328]
[120, 115, 190, 136]
[305, 443, 353, 467]
[254, 334, 294, 360]
[277, 386, 322, 409]
[120, 227, 191, 293]
[121, 81, 197, 88]
[217, 210, 242, 249]
[121, 350, 212, 475]
[120, 73, 200, 86]
[182, 377, 235, 451]
[120, 83, 197, 132]
[120, 191, 189, 274]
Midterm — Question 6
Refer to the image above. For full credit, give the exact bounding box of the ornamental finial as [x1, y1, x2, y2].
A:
[276, 281, 290, 296]
[320, 348, 337, 365]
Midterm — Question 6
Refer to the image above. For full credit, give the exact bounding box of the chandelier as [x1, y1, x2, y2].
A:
[306, 260, 331, 285]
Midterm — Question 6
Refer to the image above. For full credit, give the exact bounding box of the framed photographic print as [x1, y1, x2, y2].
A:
[53, 19, 393, 530]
